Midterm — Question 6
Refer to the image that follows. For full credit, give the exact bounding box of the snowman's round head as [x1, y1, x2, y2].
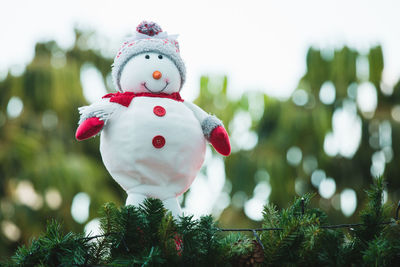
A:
[119, 52, 181, 94]
[112, 21, 186, 93]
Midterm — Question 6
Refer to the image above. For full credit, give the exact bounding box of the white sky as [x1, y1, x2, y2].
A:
[1, 0, 400, 101]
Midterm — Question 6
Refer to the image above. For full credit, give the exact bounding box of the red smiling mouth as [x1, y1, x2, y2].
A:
[143, 82, 169, 93]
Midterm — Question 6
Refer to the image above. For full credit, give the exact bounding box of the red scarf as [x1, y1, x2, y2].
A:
[102, 92, 184, 107]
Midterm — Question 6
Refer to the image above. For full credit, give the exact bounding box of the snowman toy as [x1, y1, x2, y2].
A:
[75, 21, 231, 217]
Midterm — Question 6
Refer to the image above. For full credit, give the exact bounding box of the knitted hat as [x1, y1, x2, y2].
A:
[112, 21, 186, 92]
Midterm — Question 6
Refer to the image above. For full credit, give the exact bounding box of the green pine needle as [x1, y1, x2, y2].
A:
[4, 178, 400, 266]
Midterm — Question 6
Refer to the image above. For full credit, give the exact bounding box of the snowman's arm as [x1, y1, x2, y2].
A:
[75, 99, 119, 141]
[183, 101, 231, 156]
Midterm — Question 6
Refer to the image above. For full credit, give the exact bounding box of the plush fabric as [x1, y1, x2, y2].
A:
[76, 21, 231, 217]
[136, 21, 162, 36]
[75, 117, 105, 141]
[112, 21, 186, 92]
[209, 126, 231, 156]
[78, 99, 120, 125]
[201, 115, 223, 140]
[183, 101, 209, 121]
[183, 102, 231, 155]
[102, 92, 183, 107]
[100, 97, 206, 201]
[77, 96, 231, 215]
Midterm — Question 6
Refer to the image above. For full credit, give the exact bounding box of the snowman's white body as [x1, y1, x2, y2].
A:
[77, 48, 228, 216]
[100, 97, 206, 207]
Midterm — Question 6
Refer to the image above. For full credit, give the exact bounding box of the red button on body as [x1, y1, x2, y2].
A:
[152, 135, 165, 148]
[153, 106, 166, 117]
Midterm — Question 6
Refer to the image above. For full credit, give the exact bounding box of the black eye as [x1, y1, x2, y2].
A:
[145, 55, 150, 59]
[158, 55, 163, 59]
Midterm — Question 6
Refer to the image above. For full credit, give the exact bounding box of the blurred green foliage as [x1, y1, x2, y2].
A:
[1, 29, 400, 258]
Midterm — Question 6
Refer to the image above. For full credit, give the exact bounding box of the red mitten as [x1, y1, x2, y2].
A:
[75, 117, 104, 141]
[209, 126, 231, 156]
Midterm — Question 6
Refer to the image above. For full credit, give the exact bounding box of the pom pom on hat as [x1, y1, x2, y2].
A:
[136, 21, 163, 36]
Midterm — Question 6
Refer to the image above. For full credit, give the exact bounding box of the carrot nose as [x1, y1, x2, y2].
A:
[153, 71, 162, 80]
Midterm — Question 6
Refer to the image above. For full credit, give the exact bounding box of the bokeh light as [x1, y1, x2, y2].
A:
[292, 90, 308, 106]
[318, 178, 336, 199]
[357, 82, 378, 116]
[286, 146, 302, 166]
[311, 169, 326, 188]
[340, 189, 357, 217]
[7, 97, 23, 119]
[45, 188, 62, 210]
[319, 81, 336, 105]
[80, 63, 108, 104]
[84, 218, 101, 238]
[1, 221, 21, 242]
[15, 181, 43, 210]
[324, 101, 362, 158]
[71, 192, 91, 224]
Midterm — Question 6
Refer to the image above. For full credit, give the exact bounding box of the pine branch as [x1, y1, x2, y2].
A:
[11, 220, 91, 267]
[88, 203, 115, 265]
[157, 211, 177, 258]
[221, 233, 254, 259]
[4, 177, 400, 266]
[348, 177, 391, 265]
[111, 246, 165, 267]
[175, 215, 201, 265]
[196, 215, 222, 264]
[139, 198, 167, 246]
[262, 203, 279, 228]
